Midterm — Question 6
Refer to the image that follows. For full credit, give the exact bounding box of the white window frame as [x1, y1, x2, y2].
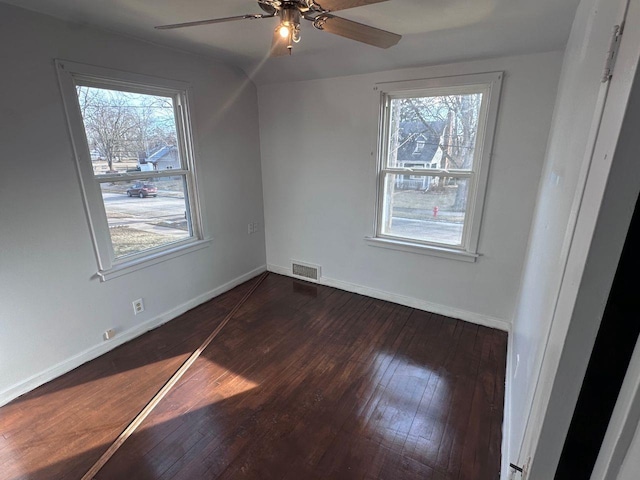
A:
[367, 72, 503, 262]
[56, 60, 208, 281]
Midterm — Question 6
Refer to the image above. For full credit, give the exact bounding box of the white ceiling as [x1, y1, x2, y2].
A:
[5, 0, 580, 84]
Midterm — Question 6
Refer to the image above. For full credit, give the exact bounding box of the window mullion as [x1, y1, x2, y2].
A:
[97, 170, 189, 183]
[381, 168, 473, 179]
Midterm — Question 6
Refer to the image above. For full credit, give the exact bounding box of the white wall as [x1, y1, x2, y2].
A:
[508, 0, 633, 473]
[0, 3, 266, 405]
[258, 51, 562, 330]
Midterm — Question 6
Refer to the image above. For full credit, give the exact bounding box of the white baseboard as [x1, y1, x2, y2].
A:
[267, 264, 511, 332]
[502, 332, 514, 479]
[0, 265, 267, 407]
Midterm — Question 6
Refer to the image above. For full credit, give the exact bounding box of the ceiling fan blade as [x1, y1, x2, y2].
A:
[313, 14, 401, 48]
[155, 14, 269, 30]
[270, 29, 291, 57]
[313, 0, 389, 12]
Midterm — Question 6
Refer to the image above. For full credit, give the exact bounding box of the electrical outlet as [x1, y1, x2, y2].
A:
[248, 223, 253, 234]
[253, 222, 258, 233]
[103, 329, 115, 341]
[133, 298, 144, 315]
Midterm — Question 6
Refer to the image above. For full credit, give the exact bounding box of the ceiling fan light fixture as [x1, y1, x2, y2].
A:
[278, 24, 291, 38]
[279, 6, 301, 37]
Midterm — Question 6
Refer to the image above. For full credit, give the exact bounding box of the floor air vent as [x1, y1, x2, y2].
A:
[291, 261, 321, 282]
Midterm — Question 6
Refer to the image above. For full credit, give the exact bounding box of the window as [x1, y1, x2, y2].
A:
[56, 60, 206, 280]
[370, 72, 502, 261]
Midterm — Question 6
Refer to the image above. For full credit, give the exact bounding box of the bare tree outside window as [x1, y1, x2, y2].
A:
[388, 93, 482, 212]
[76, 86, 178, 174]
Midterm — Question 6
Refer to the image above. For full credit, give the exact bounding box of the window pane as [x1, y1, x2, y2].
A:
[386, 93, 483, 171]
[381, 174, 469, 246]
[76, 86, 181, 175]
[100, 176, 191, 258]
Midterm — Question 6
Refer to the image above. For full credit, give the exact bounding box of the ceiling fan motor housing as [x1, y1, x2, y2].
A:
[281, 4, 302, 26]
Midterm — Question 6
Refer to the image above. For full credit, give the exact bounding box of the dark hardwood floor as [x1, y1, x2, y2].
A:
[0, 273, 507, 479]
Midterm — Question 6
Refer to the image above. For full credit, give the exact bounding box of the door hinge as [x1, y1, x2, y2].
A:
[602, 23, 624, 83]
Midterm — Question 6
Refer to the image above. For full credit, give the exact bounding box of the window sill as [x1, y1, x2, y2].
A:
[97, 239, 211, 282]
[364, 237, 479, 263]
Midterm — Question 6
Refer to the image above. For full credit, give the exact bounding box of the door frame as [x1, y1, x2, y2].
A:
[517, 0, 640, 477]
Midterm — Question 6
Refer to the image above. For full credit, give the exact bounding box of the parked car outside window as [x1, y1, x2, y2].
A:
[127, 183, 158, 198]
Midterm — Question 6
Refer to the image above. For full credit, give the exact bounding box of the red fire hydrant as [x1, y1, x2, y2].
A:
[433, 206, 439, 217]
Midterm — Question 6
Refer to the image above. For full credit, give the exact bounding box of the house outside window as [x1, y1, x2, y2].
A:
[370, 72, 503, 261]
[56, 60, 207, 280]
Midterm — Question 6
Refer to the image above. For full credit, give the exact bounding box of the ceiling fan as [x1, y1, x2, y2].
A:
[155, 0, 401, 56]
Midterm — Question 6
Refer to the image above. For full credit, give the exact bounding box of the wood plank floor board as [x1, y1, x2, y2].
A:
[0, 273, 507, 479]
[435, 324, 481, 476]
